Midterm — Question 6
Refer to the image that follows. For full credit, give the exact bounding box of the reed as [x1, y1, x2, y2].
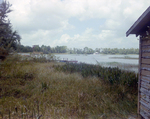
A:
[54, 63, 138, 88]
[0, 55, 138, 118]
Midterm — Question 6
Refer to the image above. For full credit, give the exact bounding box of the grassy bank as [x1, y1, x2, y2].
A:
[0, 55, 138, 118]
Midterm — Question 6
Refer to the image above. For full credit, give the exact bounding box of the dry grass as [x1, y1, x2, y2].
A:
[0, 55, 138, 118]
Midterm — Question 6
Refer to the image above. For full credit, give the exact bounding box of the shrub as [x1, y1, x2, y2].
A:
[54, 63, 138, 88]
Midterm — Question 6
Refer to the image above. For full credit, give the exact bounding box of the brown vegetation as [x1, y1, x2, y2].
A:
[0, 55, 138, 118]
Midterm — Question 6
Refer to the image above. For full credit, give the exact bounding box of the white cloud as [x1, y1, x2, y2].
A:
[60, 34, 70, 43]
[7, 0, 150, 49]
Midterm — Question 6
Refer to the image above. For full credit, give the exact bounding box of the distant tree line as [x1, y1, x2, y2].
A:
[17, 45, 139, 55]
[68, 47, 95, 54]
[17, 45, 67, 54]
[101, 48, 139, 54]
[68, 47, 139, 54]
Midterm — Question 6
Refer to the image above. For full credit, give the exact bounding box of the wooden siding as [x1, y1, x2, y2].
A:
[139, 38, 150, 119]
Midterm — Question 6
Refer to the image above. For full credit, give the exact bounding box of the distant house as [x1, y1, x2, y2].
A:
[126, 6, 150, 119]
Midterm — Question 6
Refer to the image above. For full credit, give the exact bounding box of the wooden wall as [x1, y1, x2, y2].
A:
[139, 37, 150, 119]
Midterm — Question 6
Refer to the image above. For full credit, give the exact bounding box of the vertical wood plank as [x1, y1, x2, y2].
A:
[138, 37, 142, 118]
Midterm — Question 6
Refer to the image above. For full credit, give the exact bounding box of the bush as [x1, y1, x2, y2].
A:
[54, 63, 138, 88]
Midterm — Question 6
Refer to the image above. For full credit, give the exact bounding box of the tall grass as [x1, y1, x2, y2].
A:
[97, 62, 138, 73]
[0, 55, 138, 118]
[54, 63, 138, 88]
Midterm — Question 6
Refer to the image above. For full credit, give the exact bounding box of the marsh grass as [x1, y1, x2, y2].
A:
[97, 62, 138, 73]
[0, 55, 138, 118]
[55, 63, 138, 88]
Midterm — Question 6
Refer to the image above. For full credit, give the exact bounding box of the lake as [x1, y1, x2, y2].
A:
[19, 53, 139, 72]
[55, 54, 139, 64]
[55, 54, 139, 73]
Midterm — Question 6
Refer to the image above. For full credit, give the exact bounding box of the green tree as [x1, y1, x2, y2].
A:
[33, 45, 40, 52]
[0, 0, 21, 60]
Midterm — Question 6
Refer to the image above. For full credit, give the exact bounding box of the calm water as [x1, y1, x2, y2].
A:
[55, 54, 139, 65]
[20, 53, 139, 72]
[55, 54, 139, 73]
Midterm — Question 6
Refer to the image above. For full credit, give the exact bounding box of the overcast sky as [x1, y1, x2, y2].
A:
[7, 0, 150, 49]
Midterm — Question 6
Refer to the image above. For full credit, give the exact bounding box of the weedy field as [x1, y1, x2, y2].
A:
[0, 54, 138, 118]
